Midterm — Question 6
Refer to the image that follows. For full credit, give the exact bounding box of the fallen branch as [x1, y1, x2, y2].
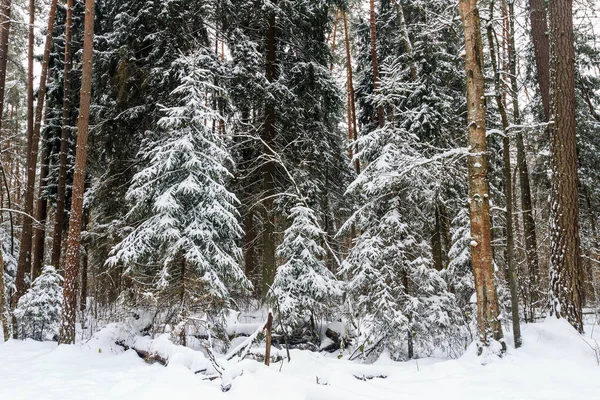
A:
[353, 374, 388, 381]
[115, 340, 168, 366]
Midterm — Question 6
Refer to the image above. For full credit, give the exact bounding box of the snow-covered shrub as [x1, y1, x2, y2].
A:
[14, 266, 63, 341]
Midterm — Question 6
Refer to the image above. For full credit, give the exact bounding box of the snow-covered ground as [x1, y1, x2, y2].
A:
[1, 318, 599, 400]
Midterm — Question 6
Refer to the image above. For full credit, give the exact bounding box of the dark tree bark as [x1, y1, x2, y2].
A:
[0, 250, 8, 341]
[0, 3, 14, 338]
[392, 0, 417, 82]
[369, 0, 384, 128]
[0, 0, 12, 136]
[244, 212, 255, 279]
[432, 202, 444, 271]
[528, 0, 551, 120]
[507, 0, 540, 321]
[13, 0, 59, 328]
[329, 9, 338, 73]
[547, 0, 584, 333]
[51, 0, 74, 268]
[264, 311, 273, 366]
[486, 5, 521, 347]
[261, 3, 277, 298]
[31, 121, 51, 279]
[458, 0, 505, 350]
[79, 211, 90, 312]
[59, 0, 95, 344]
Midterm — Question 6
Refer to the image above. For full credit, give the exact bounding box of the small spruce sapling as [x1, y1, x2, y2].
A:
[15, 266, 63, 341]
[269, 204, 341, 335]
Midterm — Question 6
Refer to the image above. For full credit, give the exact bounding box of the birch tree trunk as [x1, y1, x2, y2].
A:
[458, 0, 505, 351]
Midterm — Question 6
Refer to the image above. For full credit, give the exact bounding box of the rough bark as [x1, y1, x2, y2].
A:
[507, 0, 540, 321]
[369, 0, 384, 128]
[329, 9, 338, 73]
[13, 0, 59, 328]
[31, 117, 51, 279]
[439, 198, 452, 268]
[392, 0, 417, 82]
[0, 249, 8, 341]
[79, 212, 90, 312]
[244, 212, 255, 278]
[343, 10, 360, 174]
[528, 0, 551, 120]
[261, 4, 277, 298]
[0, 0, 12, 136]
[547, 0, 583, 333]
[458, 0, 505, 350]
[432, 202, 444, 271]
[59, 0, 95, 344]
[51, 0, 74, 268]
[264, 311, 273, 366]
[486, 8, 521, 347]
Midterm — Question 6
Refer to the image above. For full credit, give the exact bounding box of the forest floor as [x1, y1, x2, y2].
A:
[1, 317, 599, 400]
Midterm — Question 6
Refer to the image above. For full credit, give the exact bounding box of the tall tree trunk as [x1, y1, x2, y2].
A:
[31, 125, 50, 280]
[392, 0, 417, 82]
[261, 3, 278, 298]
[458, 0, 505, 351]
[51, 0, 74, 268]
[329, 9, 338, 73]
[0, 249, 8, 341]
[528, 0, 551, 120]
[26, 0, 33, 204]
[13, 0, 59, 330]
[343, 10, 359, 174]
[507, 0, 539, 321]
[486, 6, 521, 347]
[547, 0, 583, 333]
[59, 0, 95, 345]
[244, 212, 255, 279]
[79, 211, 90, 312]
[369, 0, 384, 128]
[0, 0, 12, 136]
[432, 202, 444, 271]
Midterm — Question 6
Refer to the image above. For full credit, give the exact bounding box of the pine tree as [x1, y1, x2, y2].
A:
[59, 0, 94, 345]
[548, 0, 584, 333]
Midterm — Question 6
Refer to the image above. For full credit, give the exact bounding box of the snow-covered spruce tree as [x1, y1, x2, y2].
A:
[220, 0, 351, 294]
[339, 0, 467, 361]
[340, 123, 465, 360]
[14, 266, 63, 341]
[1, 225, 17, 340]
[269, 204, 341, 337]
[85, 0, 216, 305]
[108, 51, 251, 341]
